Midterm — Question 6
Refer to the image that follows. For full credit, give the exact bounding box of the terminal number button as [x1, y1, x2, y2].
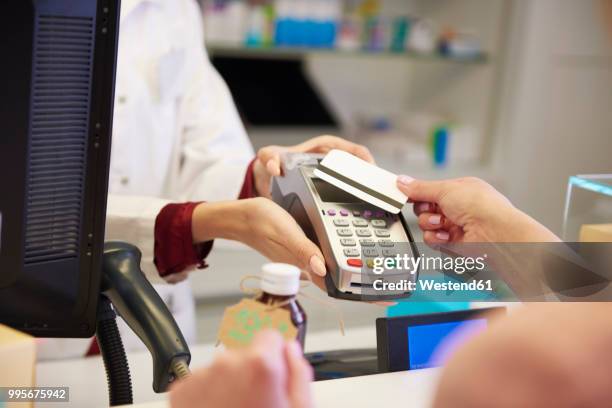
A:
[374, 229, 391, 237]
[336, 228, 353, 237]
[333, 219, 349, 227]
[363, 248, 378, 257]
[340, 238, 356, 247]
[379, 240, 394, 247]
[352, 219, 368, 227]
[371, 219, 386, 228]
[343, 248, 360, 257]
[356, 229, 372, 237]
[360, 239, 376, 247]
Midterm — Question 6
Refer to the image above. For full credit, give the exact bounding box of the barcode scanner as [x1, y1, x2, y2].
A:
[99, 242, 191, 399]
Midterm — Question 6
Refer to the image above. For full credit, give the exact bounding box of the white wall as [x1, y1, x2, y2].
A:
[494, 0, 612, 234]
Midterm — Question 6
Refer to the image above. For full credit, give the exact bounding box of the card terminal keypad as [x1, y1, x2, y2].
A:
[325, 208, 407, 270]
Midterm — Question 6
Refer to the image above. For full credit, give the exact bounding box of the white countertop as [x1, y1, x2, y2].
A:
[126, 369, 440, 408]
[36, 326, 440, 408]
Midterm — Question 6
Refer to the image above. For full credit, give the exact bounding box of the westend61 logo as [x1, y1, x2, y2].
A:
[372, 253, 488, 275]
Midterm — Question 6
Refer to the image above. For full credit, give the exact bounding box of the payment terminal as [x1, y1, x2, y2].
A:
[271, 153, 418, 301]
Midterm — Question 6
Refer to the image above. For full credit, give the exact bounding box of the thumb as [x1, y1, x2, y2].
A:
[257, 146, 283, 176]
[286, 341, 314, 408]
[397, 176, 450, 205]
[285, 229, 326, 277]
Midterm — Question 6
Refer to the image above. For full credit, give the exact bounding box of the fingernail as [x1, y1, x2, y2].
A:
[436, 231, 450, 241]
[397, 175, 414, 186]
[416, 202, 430, 213]
[429, 214, 442, 225]
[310, 256, 326, 277]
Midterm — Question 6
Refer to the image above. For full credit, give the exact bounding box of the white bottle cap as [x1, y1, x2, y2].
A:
[261, 263, 301, 296]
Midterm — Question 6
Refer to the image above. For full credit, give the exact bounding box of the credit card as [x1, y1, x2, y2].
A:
[313, 149, 408, 214]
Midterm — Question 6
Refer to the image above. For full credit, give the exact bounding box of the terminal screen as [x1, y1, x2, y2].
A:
[407, 319, 487, 370]
[312, 178, 361, 203]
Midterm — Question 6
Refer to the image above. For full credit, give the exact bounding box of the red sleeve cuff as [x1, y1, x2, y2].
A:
[238, 158, 258, 199]
[154, 202, 214, 278]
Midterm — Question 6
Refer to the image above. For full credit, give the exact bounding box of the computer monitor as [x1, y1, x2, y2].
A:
[0, 0, 120, 337]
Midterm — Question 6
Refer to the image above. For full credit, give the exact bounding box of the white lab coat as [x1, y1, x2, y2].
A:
[36, 0, 254, 359]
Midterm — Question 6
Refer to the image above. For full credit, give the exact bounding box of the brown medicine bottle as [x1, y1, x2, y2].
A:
[256, 263, 307, 349]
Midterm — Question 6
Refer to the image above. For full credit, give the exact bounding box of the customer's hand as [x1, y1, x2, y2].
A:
[170, 331, 313, 408]
[396, 176, 560, 244]
[253, 135, 374, 198]
[433, 303, 612, 408]
[192, 198, 327, 277]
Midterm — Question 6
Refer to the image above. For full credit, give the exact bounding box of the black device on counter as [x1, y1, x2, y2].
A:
[0, 0, 117, 338]
[306, 349, 379, 381]
[1, 1, 190, 404]
[377, 307, 505, 373]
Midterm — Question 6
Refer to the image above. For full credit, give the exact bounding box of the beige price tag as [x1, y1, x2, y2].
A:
[217, 299, 297, 349]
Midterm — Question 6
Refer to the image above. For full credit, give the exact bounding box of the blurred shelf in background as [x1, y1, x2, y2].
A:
[205, 0, 509, 179]
[207, 42, 489, 64]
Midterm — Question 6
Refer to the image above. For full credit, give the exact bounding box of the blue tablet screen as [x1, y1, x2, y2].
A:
[407, 319, 487, 369]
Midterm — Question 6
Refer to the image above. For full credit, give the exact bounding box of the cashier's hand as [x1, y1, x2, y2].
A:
[396, 176, 560, 244]
[170, 331, 313, 408]
[433, 303, 612, 408]
[253, 135, 375, 198]
[193, 198, 327, 277]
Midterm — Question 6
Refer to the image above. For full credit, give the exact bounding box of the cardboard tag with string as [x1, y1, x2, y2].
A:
[217, 298, 297, 349]
[217, 271, 345, 349]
